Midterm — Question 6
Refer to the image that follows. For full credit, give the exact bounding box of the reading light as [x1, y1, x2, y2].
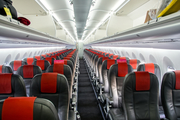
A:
[84, 0, 130, 41]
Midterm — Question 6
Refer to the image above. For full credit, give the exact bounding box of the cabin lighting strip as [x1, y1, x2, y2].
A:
[83, 0, 130, 41]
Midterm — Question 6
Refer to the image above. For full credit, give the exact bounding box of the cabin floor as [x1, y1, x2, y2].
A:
[78, 59, 103, 120]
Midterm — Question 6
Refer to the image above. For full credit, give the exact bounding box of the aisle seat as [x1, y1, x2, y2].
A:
[137, 63, 164, 118]
[30, 73, 76, 120]
[0, 97, 59, 120]
[109, 71, 160, 120]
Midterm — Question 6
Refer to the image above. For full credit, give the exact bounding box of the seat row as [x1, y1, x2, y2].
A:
[0, 49, 80, 120]
[84, 48, 179, 120]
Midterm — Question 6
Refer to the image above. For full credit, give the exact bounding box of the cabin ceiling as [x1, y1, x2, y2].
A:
[13, 0, 149, 41]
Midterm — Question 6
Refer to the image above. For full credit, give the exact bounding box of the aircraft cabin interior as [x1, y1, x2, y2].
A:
[0, 0, 180, 120]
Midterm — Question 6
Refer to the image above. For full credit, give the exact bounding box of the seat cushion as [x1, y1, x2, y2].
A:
[109, 108, 125, 120]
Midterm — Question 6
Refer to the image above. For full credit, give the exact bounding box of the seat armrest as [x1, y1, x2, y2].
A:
[68, 110, 77, 120]
[106, 97, 113, 113]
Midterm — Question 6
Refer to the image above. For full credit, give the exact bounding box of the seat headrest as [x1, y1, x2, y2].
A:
[117, 59, 127, 63]
[107, 59, 115, 70]
[118, 62, 128, 77]
[2, 97, 36, 120]
[135, 71, 150, 91]
[174, 70, 180, 90]
[129, 59, 137, 69]
[54, 60, 64, 64]
[0, 74, 12, 94]
[27, 58, 34, 65]
[113, 55, 119, 60]
[23, 65, 34, 78]
[35, 56, 41, 60]
[102, 57, 109, 62]
[45, 57, 54, 65]
[145, 63, 155, 74]
[120, 57, 126, 59]
[0, 65, 2, 73]
[53, 64, 64, 74]
[14, 61, 22, 71]
[36, 60, 45, 70]
[41, 73, 58, 93]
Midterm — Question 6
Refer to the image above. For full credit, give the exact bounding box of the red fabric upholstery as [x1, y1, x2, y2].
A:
[0, 65, 2, 73]
[27, 58, 34, 65]
[53, 64, 64, 74]
[36, 60, 45, 70]
[135, 72, 150, 91]
[102, 57, 109, 62]
[107, 60, 115, 70]
[120, 57, 126, 59]
[14, 61, 22, 71]
[145, 63, 155, 74]
[118, 63, 128, 77]
[129, 59, 137, 69]
[63, 57, 71, 60]
[45, 57, 53, 65]
[23, 65, 34, 78]
[0, 74, 12, 94]
[41, 73, 57, 93]
[64, 60, 68, 65]
[2, 97, 36, 120]
[113, 55, 119, 60]
[35, 56, 41, 60]
[117, 59, 127, 63]
[54, 60, 64, 64]
[174, 70, 180, 90]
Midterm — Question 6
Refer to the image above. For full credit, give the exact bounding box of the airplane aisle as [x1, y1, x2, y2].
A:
[78, 59, 103, 120]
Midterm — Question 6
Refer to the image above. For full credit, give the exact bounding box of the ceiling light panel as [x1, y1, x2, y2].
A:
[36, 0, 77, 41]
[83, 0, 128, 40]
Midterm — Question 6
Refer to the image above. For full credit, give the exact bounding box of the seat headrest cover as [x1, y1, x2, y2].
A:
[27, 58, 34, 65]
[64, 59, 68, 65]
[145, 63, 155, 74]
[53, 64, 64, 74]
[107, 60, 115, 70]
[41, 73, 57, 93]
[135, 71, 150, 91]
[174, 70, 180, 90]
[117, 59, 127, 63]
[36, 60, 45, 70]
[129, 59, 137, 69]
[54, 60, 64, 64]
[118, 63, 128, 77]
[0, 65, 2, 73]
[120, 57, 126, 59]
[45, 58, 53, 65]
[14, 61, 22, 71]
[0, 74, 12, 93]
[64, 57, 70, 60]
[35, 56, 40, 60]
[23, 65, 34, 78]
[102, 57, 109, 62]
[2, 97, 36, 120]
[113, 55, 119, 60]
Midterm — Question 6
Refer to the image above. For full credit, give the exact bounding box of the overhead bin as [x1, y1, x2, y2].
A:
[0, 16, 73, 45]
[85, 11, 180, 45]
